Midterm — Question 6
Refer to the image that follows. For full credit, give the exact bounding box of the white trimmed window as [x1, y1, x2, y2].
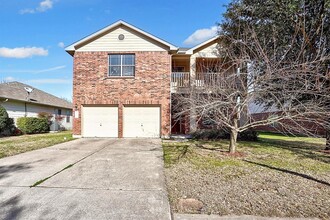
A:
[109, 54, 135, 77]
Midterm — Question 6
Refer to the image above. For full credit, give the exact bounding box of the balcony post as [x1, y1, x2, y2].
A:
[189, 56, 197, 132]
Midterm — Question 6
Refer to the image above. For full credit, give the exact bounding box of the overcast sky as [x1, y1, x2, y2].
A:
[0, 0, 230, 100]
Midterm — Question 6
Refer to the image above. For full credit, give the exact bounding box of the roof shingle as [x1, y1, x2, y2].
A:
[0, 81, 72, 109]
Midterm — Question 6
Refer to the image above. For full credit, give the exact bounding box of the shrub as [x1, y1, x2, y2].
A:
[17, 117, 49, 134]
[237, 129, 258, 141]
[38, 112, 53, 120]
[191, 129, 258, 141]
[0, 105, 15, 135]
[191, 129, 230, 140]
[0, 105, 9, 132]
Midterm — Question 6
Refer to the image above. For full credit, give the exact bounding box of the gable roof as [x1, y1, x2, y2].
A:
[65, 20, 178, 55]
[0, 82, 72, 109]
[185, 36, 220, 55]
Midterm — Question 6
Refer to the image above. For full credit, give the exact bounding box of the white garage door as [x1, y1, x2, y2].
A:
[123, 106, 160, 138]
[82, 106, 118, 137]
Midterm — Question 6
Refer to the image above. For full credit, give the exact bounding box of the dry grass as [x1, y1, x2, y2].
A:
[163, 133, 330, 219]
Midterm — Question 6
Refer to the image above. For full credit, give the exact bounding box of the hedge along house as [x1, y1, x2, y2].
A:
[0, 81, 73, 131]
[66, 20, 224, 138]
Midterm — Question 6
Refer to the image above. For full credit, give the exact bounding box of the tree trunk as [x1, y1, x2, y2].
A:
[189, 106, 197, 133]
[229, 129, 238, 153]
[326, 130, 330, 150]
[229, 118, 239, 153]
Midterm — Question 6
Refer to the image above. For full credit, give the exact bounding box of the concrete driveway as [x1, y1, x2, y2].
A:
[0, 138, 171, 220]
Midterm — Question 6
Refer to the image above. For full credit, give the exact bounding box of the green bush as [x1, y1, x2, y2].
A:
[0, 105, 9, 132]
[237, 129, 258, 141]
[191, 129, 230, 140]
[17, 117, 49, 134]
[191, 129, 258, 141]
[0, 105, 15, 134]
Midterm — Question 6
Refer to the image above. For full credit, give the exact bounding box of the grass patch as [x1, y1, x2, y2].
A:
[163, 132, 328, 173]
[163, 141, 245, 169]
[30, 163, 74, 187]
[164, 133, 330, 218]
[0, 131, 75, 159]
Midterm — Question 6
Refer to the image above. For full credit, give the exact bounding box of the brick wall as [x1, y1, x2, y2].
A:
[73, 51, 171, 137]
[251, 112, 326, 136]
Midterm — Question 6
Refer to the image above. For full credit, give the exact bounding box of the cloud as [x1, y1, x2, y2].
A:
[0, 65, 66, 74]
[58, 42, 65, 48]
[37, 0, 53, 12]
[19, 9, 35, 14]
[4, 76, 15, 82]
[25, 78, 71, 84]
[183, 26, 218, 46]
[20, 0, 53, 14]
[35, 65, 66, 73]
[0, 47, 48, 58]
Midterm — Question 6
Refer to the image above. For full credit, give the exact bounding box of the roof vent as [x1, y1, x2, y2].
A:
[118, 34, 125, 40]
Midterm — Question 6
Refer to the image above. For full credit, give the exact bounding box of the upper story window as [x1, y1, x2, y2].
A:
[109, 54, 135, 77]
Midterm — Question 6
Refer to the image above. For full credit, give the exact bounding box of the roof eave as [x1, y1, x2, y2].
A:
[65, 20, 178, 53]
[0, 96, 72, 110]
[186, 36, 220, 55]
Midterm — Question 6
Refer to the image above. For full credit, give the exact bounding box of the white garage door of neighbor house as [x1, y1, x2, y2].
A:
[83, 106, 118, 137]
[123, 106, 160, 138]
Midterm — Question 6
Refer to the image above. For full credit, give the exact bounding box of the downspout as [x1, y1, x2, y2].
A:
[24, 102, 27, 117]
[169, 53, 173, 139]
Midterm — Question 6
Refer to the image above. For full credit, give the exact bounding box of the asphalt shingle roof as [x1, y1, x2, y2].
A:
[0, 81, 72, 109]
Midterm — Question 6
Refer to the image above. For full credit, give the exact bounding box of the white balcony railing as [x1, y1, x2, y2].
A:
[171, 72, 236, 92]
[171, 72, 190, 88]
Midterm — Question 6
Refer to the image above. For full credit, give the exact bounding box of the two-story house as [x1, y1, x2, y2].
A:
[66, 20, 221, 138]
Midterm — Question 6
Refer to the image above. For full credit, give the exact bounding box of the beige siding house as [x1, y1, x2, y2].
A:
[0, 82, 73, 130]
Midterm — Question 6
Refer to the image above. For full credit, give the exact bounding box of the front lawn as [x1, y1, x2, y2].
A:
[0, 131, 75, 159]
[163, 132, 329, 219]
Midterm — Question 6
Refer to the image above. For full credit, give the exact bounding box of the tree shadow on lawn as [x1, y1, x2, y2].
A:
[248, 138, 330, 164]
[244, 160, 330, 187]
[164, 144, 191, 166]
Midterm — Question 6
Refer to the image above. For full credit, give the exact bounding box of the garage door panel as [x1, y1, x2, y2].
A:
[123, 107, 160, 138]
[83, 106, 118, 137]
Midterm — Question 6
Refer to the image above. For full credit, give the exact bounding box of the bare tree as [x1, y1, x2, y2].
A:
[172, 28, 330, 153]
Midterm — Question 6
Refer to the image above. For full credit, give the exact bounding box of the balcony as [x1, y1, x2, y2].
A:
[171, 72, 228, 93]
[171, 72, 190, 93]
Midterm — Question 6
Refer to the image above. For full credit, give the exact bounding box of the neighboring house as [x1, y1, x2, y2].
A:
[65, 20, 225, 138]
[248, 103, 326, 135]
[0, 81, 73, 131]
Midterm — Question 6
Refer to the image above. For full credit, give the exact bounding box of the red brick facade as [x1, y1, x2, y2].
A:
[72, 51, 171, 137]
[251, 112, 326, 135]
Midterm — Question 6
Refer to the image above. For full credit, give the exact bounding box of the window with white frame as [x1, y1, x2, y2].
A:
[109, 54, 135, 77]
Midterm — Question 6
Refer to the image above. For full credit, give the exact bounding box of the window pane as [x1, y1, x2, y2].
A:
[110, 55, 121, 65]
[122, 66, 134, 76]
[109, 66, 121, 76]
[123, 55, 135, 65]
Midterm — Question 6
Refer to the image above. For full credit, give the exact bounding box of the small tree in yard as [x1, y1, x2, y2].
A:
[0, 105, 14, 134]
[0, 105, 9, 133]
[173, 1, 330, 153]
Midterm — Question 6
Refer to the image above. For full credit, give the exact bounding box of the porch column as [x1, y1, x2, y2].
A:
[189, 56, 197, 132]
